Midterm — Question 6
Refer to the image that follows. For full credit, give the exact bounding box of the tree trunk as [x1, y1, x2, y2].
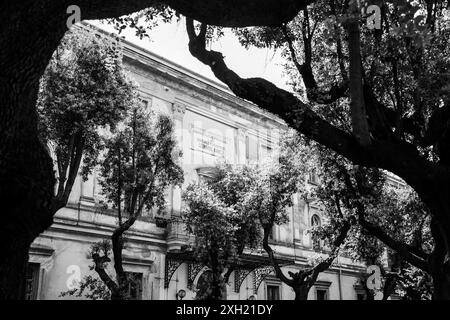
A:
[0, 0, 304, 301]
[345, 6, 371, 146]
[431, 271, 450, 300]
[208, 253, 225, 300]
[0, 79, 56, 299]
[209, 272, 225, 300]
[0, 239, 31, 299]
[293, 285, 310, 300]
[0, 2, 71, 299]
[429, 217, 450, 300]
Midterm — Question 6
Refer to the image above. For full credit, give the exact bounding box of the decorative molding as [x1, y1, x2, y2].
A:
[123, 254, 155, 267]
[172, 102, 186, 119]
[121, 50, 285, 127]
[187, 262, 204, 290]
[253, 266, 275, 293]
[29, 244, 54, 257]
[234, 268, 253, 293]
[164, 258, 183, 288]
[314, 280, 332, 289]
[237, 128, 247, 138]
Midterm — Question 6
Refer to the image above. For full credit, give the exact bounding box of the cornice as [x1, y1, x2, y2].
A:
[121, 47, 286, 128]
[43, 215, 168, 249]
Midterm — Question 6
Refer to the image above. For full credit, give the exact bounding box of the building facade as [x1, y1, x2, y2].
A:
[27, 26, 367, 300]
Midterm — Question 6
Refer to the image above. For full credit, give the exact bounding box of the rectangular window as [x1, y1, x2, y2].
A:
[245, 136, 250, 161]
[246, 135, 258, 163]
[125, 272, 143, 300]
[316, 289, 328, 300]
[25, 263, 40, 300]
[267, 285, 280, 300]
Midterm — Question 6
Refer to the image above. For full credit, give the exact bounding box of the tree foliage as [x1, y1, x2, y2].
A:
[310, 139, 434, 299]
[185, 0, 450, 299]
[183, 130, 355, 300]
[37, 29, 135, 211]
[182, 164, 260, 300]
[62, 106, 183, 300]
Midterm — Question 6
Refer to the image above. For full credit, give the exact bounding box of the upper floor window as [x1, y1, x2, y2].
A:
[245, 135, 258, 164]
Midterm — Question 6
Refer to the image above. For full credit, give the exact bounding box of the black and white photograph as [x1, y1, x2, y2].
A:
[0, 0, 449, 309]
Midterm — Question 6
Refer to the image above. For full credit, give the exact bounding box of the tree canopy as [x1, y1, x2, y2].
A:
[62, 106, 184, 300]
[37, 29, 135, 212]
[185, 0, 450, 299]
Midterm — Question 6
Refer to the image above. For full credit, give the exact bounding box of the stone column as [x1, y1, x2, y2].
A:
[167, 102, 189, 251]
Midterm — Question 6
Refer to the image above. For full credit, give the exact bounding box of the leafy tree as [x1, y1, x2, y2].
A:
[62, 107, 184, 300]
[38, 29, 134, 212]
[185, 0, 450, 299]
[311, 141, 435, 299]
[0, 0, 299, 299]
[183, 182, 238, 300]
[3, 0, 450, 301]
[184, 131, 354, 300]
[182, 164, 260, 300]
[242, 132, 354, 300]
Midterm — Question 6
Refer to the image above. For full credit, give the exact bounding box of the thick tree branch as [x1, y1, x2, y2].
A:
[329, 0, 348, 83]
[358, 209, 429, 272]
[262, 225, 294, 286]
[112, 215, 138, 279]
[308, 217, 353, 283]
[61, 132, 84, 205]
[186, 18, 445, 207]
[75, 0, 311, 26]
[92, 252, 119, 294]
[343, 6, 371, 146]
[186, 18, 370, 164]
[338, 166, 431, 271]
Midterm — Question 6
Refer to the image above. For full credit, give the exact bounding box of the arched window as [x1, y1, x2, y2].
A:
[311, 214, 321, 251]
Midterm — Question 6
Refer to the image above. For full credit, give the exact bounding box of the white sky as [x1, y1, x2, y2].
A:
[89, 18, 291, 91]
